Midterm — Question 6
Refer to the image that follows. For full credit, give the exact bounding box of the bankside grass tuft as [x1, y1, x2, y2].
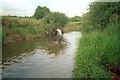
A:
[73, 23, 119, 78]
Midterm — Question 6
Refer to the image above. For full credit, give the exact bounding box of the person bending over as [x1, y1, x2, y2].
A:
[56, 27, 63, 43]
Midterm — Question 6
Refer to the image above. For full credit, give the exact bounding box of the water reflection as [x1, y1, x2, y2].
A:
[2, 36, 67, 62]
[2, 31, 81, 78]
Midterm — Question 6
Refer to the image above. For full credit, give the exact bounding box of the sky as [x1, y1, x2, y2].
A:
[0, 0, 119, 17]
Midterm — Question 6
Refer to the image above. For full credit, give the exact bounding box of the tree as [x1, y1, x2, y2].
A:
[33, 6, 50, 19]
[81, 2, 119, 30]
[44, 12, 68, 28]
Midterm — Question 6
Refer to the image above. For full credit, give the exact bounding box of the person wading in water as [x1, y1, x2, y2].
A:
[56, 27, 63, 43]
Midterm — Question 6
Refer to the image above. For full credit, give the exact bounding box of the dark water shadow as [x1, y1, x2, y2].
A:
[2, 35, 67, 62]
[2, 31, 81, 78]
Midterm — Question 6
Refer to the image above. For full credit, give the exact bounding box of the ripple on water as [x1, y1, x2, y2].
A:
[3, 32, 81, 78]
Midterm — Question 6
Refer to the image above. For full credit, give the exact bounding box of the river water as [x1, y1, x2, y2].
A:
[2, 31, 81, 78]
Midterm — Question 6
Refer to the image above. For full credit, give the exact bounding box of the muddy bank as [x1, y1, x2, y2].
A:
[3, 34, 42, 44]
[2, 16, 80, 44]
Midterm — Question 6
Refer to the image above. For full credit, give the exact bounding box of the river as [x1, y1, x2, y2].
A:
[2, 31, 81, 78]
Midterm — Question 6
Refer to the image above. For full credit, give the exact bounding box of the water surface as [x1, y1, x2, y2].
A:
[2, 31, 81, 78]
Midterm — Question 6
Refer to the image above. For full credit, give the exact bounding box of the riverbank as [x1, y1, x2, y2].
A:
[73, 23, 119, 78]
[2, 16, 80, 44]
[63, 22, 80, 33]
[73, 2, 119, 79]
[2, 16, 45, 44]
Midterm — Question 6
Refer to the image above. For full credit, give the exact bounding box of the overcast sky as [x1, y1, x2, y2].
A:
[1, 0, 119, 17]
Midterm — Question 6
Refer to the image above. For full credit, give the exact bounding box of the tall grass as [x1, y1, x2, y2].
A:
[73, 23, 119, 78]
[2, 16, 45, 43]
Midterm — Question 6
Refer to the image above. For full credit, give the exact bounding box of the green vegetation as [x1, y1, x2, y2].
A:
[81, 2, 119, 31]
[74, 23, 119, 78]
[2, 6, 69, 44]
[33, 6, 68, 28]
[2, 16, 45, 43]
[73, 2, 119, 78]
[2, 2, 119, 78]
[44, 12, 68, 28]
[33, 6, 50, 19]
[63, 22, 80, 33]
[69, 16, 81, 22]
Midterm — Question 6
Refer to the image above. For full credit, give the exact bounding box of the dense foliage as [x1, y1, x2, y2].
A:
[81, 2, 119, 31]
[74, 23, 119, 78]
[44, 12, 68, 28]
[33, 6, 68, 33]
[33, 6, 68, 28]
[33, 6, 50, 19]
[74, 2, 119, 78]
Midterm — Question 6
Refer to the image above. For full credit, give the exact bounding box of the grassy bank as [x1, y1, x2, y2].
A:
[2, 16, 80, 44]
[73, 23, 119, 78]
[63, 22, 80, 33]
[2, 16, 46, 44]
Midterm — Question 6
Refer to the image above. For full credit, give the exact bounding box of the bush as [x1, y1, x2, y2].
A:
[44, 12, 68, 28]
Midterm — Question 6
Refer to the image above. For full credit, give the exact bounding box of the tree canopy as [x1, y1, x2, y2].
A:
[33, 6, 68, 28]
[33, 6, 50, 19]
[81, 2, 119, 30]
[44, 12, 68, 28]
